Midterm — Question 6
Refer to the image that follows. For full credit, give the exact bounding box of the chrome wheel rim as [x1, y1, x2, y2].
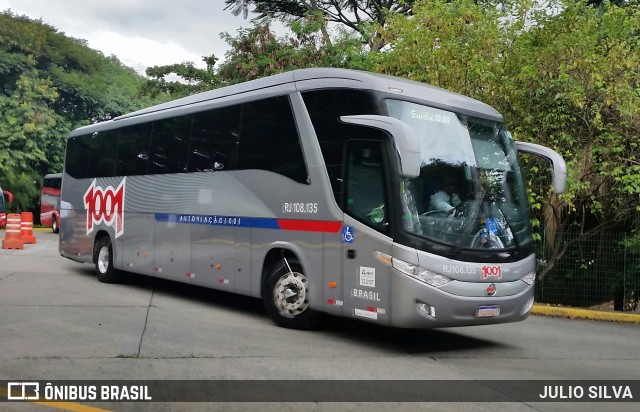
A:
[273, 271, 309, 318]
[97, 245, 110, 274]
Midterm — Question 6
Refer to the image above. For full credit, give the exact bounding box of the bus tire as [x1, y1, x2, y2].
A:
[94, 236, 120, 284]
[262, 258, 319, 330]
[51, 215, 59, 234]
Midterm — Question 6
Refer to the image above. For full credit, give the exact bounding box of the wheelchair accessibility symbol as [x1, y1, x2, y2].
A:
[342, 226, 354, 243]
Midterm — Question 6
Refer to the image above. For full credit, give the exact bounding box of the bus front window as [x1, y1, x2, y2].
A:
[386, 99, 531, 251]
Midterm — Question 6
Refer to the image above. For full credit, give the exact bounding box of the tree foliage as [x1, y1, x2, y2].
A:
[143, 16, 371, 93]
[0, 68, 67, 179]
[0, 11, 150, 213]
[374, 0, 510, 98]
[0, 168, 39, 212]
[142, 55, 223, 100]
[223, 0, 415, 51]
[500, 0, 640, 290]
[501, 1, 640, 235]
[217, 19, 371, 83]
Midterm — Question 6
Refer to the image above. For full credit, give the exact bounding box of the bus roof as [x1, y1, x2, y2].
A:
[70, 68, 503, 137]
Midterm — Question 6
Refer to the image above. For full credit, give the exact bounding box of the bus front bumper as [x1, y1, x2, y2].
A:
[390, 273, 535, 328]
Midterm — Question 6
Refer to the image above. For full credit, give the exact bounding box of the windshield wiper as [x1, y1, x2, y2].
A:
[451, 191, 484, 258]
[493, 196, 520, 250]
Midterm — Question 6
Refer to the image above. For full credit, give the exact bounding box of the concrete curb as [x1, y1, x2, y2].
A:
[532, 304, 640, 324]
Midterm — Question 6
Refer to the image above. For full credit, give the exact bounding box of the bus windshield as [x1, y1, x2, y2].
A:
[386, 99, 531, 251]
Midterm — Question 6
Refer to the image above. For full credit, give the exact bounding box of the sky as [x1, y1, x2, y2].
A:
[0, 0, 267, 75]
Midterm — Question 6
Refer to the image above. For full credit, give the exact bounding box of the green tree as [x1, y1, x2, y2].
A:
[0, 12, 148, 124]
[0, 168, 39, 213]
[224, 0, 415, 51]
[142, 55, 223, 99]
[373, 0, 511, 99]
[217, 19, 371, 84]
[0, 68, 69, 178]
[143, 16, 372, 93]
[499, 1, 640, 299]
[0, 11, 151, 213]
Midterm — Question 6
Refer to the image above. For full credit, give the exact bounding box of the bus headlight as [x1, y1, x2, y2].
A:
[391, 257, 418, 276]
[521, 272, 536, 285]
[375, 252, 452, 288]
[392, 256, 451, 287]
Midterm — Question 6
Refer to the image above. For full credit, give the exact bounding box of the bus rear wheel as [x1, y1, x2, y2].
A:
[51, 216, 59, 234]
[94, 236, 121, 283]
[263, 258, 319, 330]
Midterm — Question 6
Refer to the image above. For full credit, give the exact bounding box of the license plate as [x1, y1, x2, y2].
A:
[475, 305, 500, 318]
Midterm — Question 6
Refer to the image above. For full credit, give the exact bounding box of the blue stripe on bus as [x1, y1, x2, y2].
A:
[154, 213, 279, 229]
[154, 213, 342, 233]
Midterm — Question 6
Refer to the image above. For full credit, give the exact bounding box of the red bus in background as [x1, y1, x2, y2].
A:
[0, 186, 13, 228]
[40, 173, 62, 233]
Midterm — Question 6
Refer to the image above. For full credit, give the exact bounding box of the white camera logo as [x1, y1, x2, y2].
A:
[7, 382, 40, 400]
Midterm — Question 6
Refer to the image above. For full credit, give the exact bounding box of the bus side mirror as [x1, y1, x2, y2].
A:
[2, 190, 13, 203]
[515, 141, 567, 194]
[339, 115, 421, 178]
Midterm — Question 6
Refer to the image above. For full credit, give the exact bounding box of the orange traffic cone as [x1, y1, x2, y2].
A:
[20, 212, 36, 244]
[2, 213, 24, 249]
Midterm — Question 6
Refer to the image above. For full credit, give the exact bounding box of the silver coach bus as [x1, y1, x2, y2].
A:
[60, 68, 566, 329]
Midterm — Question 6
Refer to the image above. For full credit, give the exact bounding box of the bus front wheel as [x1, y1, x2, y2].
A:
[94, 236, 121, 284]
[263, 258, 319, 330]
[51, 215, 59, 234]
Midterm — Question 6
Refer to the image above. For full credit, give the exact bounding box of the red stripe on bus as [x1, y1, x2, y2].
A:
[42, 188, 61, 196]
[277, 219, 342, 233]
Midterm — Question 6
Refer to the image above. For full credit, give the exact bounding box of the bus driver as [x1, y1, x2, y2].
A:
[430, 176, 461, 213]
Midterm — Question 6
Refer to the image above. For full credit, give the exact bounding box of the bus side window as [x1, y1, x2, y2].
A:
[65, 135, 91, 179]
[149, 115, 192, 174]
[189, 106, 241, 172]
[88, 130, 119, 177]
[344, 140, 388, 234]
[237, 96, 308, 184]
[115, 124, 152, 176]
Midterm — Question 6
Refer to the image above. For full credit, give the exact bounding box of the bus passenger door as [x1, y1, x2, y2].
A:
[341, 140, 393, 326]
